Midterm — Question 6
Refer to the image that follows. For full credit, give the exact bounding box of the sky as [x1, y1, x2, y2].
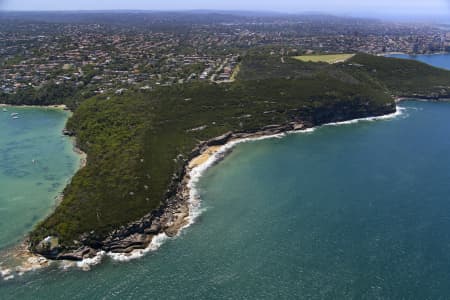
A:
[1, 0, 449, 17]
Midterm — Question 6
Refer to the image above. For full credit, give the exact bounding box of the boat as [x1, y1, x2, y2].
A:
[10, 112, 19, 116]
[2, 108, 7, 112]
[12, 116, 19, 119]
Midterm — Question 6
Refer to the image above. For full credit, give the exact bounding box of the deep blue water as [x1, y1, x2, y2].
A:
[387, 53, 450, 70]
[1, 55, 450, 299]
[1, 101, 450, 299]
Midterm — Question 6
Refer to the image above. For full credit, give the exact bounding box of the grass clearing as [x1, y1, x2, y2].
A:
[293, 54, 355, 64]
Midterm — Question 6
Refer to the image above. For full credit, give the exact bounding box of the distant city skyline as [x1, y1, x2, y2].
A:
[1, 0, 449, 17]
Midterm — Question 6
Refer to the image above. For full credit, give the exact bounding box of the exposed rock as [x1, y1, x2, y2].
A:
[262, 124, 282, 130]
[144, 223, 161, 234]
[206, 131, 233, 146]
[62, 129, 74, 136]
[291, 122, 305, 130]
[106, 233, 153, 253]
[57, 247, 93, 261]
[164, 227, 179, 237]
[35, 236, 61, 259]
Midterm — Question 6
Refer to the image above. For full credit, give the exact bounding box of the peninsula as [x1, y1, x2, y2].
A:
[5, 53, 447, 260]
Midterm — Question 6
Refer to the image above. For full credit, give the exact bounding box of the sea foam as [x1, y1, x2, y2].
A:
[66, 105, 407, 267]
[76, 251, 105, 271]
[0, 267, 13, 281]
[184, 105, 406, 235]
[1, 106, 407, 276]
[323, 106, 406, 127]
[106, 233, 169, 262]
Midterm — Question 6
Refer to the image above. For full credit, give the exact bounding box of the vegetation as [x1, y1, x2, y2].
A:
[0, 83, 76, 106]
[25, 53, 450, 250]
[347, 54, 450, 98]
[0, 74, 98, 110]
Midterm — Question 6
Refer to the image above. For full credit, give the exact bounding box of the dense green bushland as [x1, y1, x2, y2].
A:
[27, 54, 450, 249]
[347, 54, 450, 97]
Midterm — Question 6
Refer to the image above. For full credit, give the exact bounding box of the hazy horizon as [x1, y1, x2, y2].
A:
[1, 0, 449, 19]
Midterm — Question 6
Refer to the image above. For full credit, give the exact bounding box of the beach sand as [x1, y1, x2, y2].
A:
[188, 146, 222, 169]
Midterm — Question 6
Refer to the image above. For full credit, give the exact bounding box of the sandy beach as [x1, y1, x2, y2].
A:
[188, 146, 222, 168]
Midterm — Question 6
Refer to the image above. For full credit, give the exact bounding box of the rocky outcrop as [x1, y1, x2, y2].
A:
[62, 129, 75, 136]
[34, 236, 61, 259]
[57, 247, 95, 261]
[106, 234, 153, 253]
[206, 131, 233, 146]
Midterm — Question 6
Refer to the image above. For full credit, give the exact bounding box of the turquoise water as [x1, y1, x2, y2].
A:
[1, 101, 450, 299]
[0, 107, 80, 250]
[2, 54, 450, 298]
[387, 53, 450, 70]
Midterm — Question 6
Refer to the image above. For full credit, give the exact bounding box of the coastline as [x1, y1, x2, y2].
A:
[93, 105, 405, 264]
[0, 106, 402, 280]
[0, 103, 69, 110]
[3, 51, 450, 272]
[0, 104, 405, 279]
[43, 104, 404, 267]
[71, 139, 88, 169]
[396, 96, 450, 103]
[379, 51, 449, 57]
[0, 99, 437, 279]
[0, 104, 87, 279]
[0, 102, 84, 166]
[0, 146, 87, 279]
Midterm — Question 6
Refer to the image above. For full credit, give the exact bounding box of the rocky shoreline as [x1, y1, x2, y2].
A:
[28, 101, 401, 262]
[33, 121, 316, 261]
[2, 93, 449, 278]
[0, 101, 406, 278]
[0, 115, 365, 277]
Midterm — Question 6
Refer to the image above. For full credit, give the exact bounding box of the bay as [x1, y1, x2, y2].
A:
[0, 107, 80, 250]
[387, 53, 450, 70]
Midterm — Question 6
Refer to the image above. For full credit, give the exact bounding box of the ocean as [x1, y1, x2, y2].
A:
[1, 55, 450, 299]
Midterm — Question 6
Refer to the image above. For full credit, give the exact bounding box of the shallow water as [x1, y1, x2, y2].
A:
[0, 107, 80, 250]
[2, 53, 450, 298]
[1, 101, 450, 299]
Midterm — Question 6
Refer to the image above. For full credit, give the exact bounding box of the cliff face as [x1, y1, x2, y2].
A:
[31, 52, 450, 259]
